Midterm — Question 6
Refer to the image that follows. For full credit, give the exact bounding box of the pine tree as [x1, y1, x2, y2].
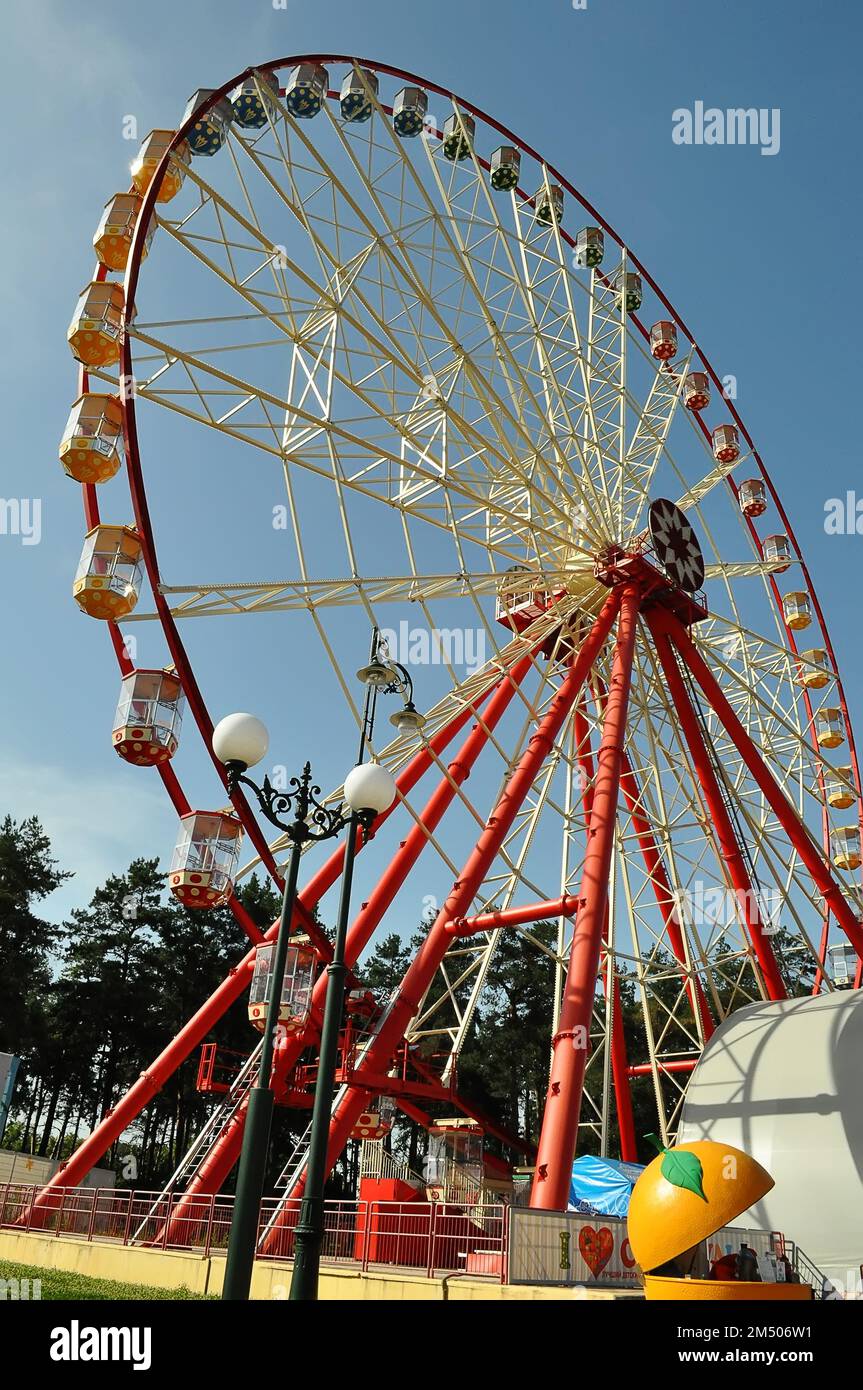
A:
[458, 919, 557, 1151]
[362, 931, 411, 994]
[52, 859, 169, 1157]
[0, 814, 70, 1057]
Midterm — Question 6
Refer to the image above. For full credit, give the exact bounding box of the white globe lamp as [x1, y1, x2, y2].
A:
[212, 712, 270, 769]
[344, 761, 397, 815]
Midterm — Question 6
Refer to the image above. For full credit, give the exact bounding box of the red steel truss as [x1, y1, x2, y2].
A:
[648, 618, 788, 1002]
[529, 585, 641, 1209]
[28, 670, 509, 1215]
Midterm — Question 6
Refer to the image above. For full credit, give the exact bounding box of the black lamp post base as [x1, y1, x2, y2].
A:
[221, 1084, 274, 1300]
[289, 1196, 325, 1300]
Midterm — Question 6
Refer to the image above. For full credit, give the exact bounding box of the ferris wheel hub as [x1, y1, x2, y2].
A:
[594, 544, 709, 625]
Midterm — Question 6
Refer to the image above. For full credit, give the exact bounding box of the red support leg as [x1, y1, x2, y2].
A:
[652, 607, 863, 961]
[617, 749, 715, 1040]
[589, 669, 714, 1038]
[573, 700, 638, 1164]
[813, 912, 831, 997]
[647, 616, 787, 1001]
[259, 587, 625, 1249]
[434, 687, 718, 1158]
[530, 585, 641, 1210]
[29, 953, 272, 1214]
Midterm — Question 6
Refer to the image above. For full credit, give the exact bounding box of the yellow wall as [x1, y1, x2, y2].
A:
[0, 1230, 631, 1301]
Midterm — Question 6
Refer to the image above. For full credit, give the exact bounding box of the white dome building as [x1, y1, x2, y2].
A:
[678, 988, 863, 1294]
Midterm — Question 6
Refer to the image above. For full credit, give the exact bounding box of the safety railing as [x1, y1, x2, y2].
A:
[359, 1144, 425, 1188]
[781, 1240, 831, 1300]
[0, 1184, 507, 1282]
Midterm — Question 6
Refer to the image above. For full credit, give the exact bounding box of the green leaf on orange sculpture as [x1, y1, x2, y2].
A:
[660, 1148, 708, 1202]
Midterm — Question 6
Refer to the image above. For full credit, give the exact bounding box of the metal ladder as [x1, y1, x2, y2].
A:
[274, 1119, 314, 1191]
[256, 1076, 354, 1249]
[130, 1038, 264, 1244]
[257, 990, 399, 1249]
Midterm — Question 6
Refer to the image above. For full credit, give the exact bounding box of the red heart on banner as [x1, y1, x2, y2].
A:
[578, 1224, 614, 1279]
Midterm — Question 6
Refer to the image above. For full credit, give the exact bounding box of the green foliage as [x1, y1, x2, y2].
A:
[362, 931, 411, 995]
[458, 920, 558, 1148]
[0, 1260, 214, 1300]
[1, 826, 284, 1182]
[0, 814, 70, 1057]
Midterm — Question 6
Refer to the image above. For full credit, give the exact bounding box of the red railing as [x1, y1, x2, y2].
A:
[195, 1042, 248, 1094]
[0, 1184, 507, 1282]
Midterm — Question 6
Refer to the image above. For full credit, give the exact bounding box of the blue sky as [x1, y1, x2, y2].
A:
[2, 0, 862, 927]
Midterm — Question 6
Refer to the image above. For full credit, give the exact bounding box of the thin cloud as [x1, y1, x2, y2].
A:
[0, 757, 178, 923]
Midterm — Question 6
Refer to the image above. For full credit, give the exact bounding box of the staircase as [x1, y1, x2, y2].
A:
[359, 1142, 425, 1189]
[130, 1038, 264, 1244]
[788, 1242, 831, 1299]
[274, 1120, 314, 1192]
[257, 990, 399, 1249]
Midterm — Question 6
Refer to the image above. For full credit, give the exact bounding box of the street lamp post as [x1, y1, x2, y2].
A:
[214, 632, 423, 1301]
[290, 631, 422, 1300]
[287, 790, 371, 1299]
[218, 749, 351, 1301]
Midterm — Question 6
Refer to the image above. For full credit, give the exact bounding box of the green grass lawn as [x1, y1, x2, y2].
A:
[0, 1259, 215, 1300]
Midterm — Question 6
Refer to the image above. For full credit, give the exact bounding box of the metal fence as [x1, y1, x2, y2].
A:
[779, 1240, 832, 1300]
[4, 1182, 827, 1295]
[0, 1184, 507, 1282]
[508, 1209, 640, 1288]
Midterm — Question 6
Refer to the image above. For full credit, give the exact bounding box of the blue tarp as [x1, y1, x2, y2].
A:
[568, 1155, 645, 1218]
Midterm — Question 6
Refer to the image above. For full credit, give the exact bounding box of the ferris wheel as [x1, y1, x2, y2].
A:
[53, 57, 863, 1217]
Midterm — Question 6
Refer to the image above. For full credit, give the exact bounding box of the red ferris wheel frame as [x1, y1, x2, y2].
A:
[37, 57, 863, 1218]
